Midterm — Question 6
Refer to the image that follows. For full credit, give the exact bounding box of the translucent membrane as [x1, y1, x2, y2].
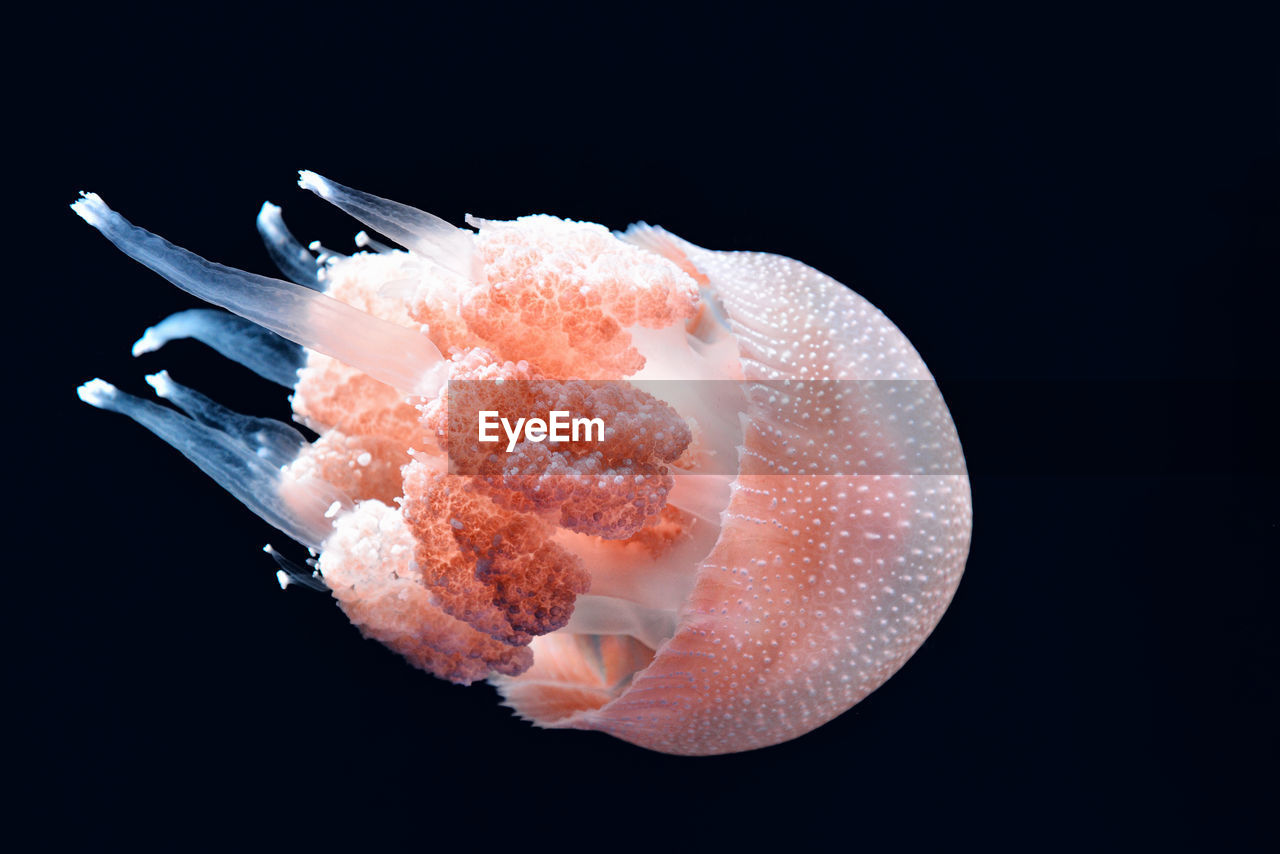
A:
[132, 309, 305, 388]
[144, 370, 309, 468]
[667, 473, 734, 525]
[297, 171, 478, 281]
[264, 544, 328, 591]
[353, 231, 392, 253]
[76, 377, 349, 551]
[72, 193, 447, 396]
[562, 594, 677, 650]
[307, 240, 346, 267]
[255, 202, 324, 289]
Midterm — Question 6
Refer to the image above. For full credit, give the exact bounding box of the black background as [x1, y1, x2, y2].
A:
[15, 2, 1276, 849]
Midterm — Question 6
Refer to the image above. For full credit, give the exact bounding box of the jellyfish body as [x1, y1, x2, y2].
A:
[74, 173, 971, 755]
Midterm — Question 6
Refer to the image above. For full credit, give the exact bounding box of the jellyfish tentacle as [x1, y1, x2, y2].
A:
[264, 544, 328, 591]
[307, 240, 346, 268]
[76, 378, 349, 551]
[144, 370, 309, 469]
[297, 171, 478, 282]
[72, 193, 447, 396]
[255, 202, 324, 289]
[353, 231, 392, 253]
[132, 309, 305, 388]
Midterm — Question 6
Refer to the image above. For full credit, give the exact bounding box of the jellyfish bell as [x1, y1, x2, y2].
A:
[73, 172, 972, 756]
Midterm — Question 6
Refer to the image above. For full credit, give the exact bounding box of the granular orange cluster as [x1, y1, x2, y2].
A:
[400, 463, 590, 647]
[461, 216, 700, 377]
[287, 214, 705, 683]
[423, 351, 692, 539]
[319, 500, 534, 684]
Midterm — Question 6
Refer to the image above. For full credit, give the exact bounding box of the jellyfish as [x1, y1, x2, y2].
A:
[73, 172, 972, 755]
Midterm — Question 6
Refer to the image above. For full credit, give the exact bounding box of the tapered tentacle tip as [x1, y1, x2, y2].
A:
[143, 370, 175, 398]
[264, 545, 290, 589]
[132, 327, 161, 357]
[77, 378, 117, 407]
[297, 170, 330, 197]
[264, 543, 328, 591]
[256, 201, 286, 232]
[71, 192, 110, 228]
